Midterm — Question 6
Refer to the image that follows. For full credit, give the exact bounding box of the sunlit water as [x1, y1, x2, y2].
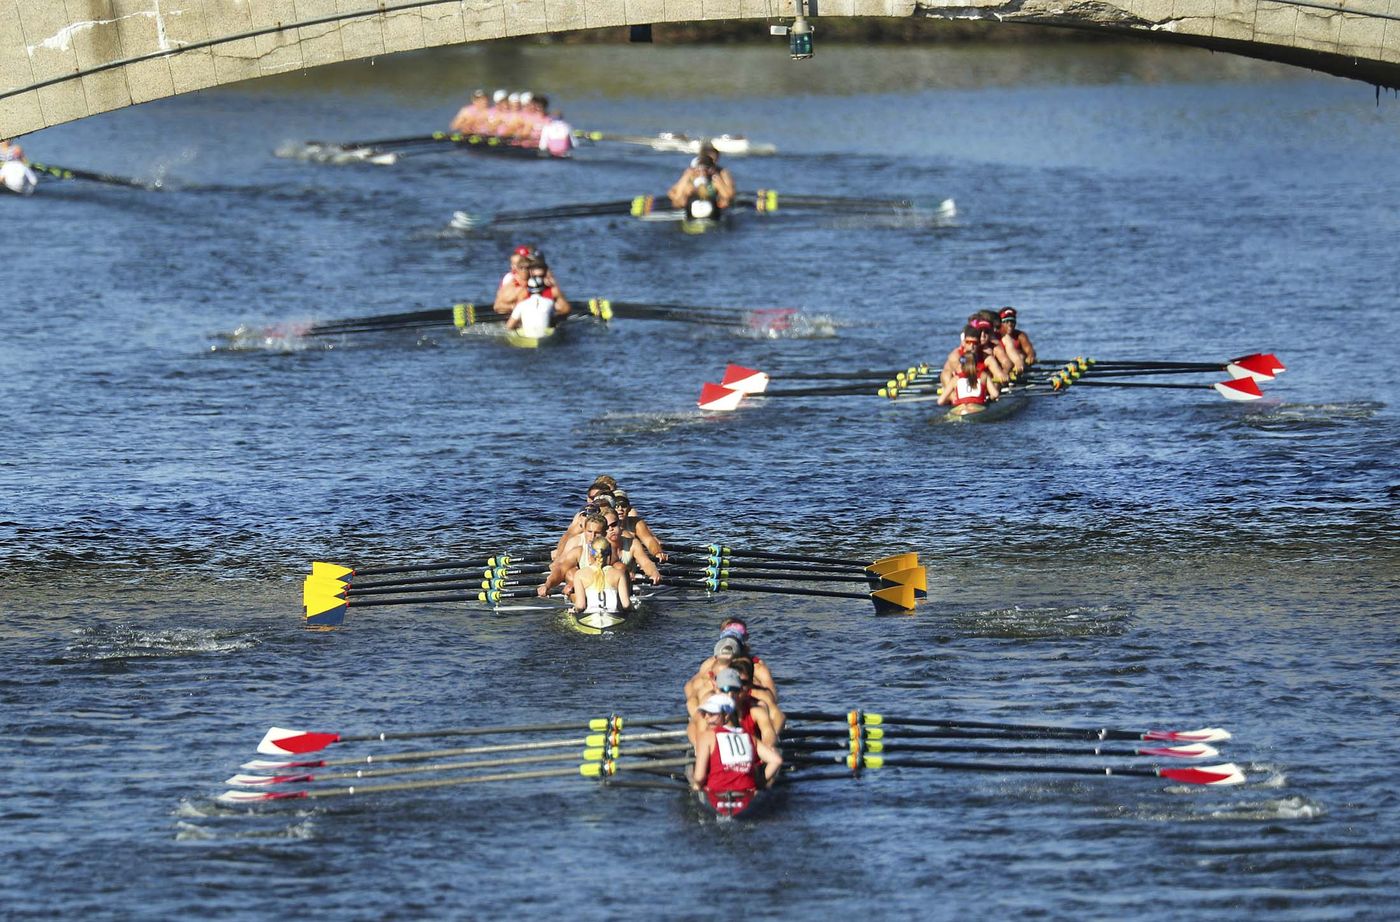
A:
[2, 42, 1397, 920]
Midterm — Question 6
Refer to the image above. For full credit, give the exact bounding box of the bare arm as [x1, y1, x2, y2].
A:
[755, 738, 783, 786]
[690, 733, 713, 788]
[494, 279, 522, 314]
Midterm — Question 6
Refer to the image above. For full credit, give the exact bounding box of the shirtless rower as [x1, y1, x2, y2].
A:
[684, 619, 778, 702]
[687, 665, 778, 748]
[690, 693, 783, 815]
[937, 351, 1001, 417]
[667, 152, 734, 216]
[997, 307, 1036, 367]
[450, 89, 490, 134]
[571, 538, 630, 615]
[505, 257, 570, 339]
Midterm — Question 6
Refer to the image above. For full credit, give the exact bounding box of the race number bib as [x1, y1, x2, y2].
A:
[716, 730, 755, 771]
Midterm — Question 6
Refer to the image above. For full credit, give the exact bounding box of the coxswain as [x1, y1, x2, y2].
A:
[505, 257, 570, 339]
[997, 307, 1036, 367]
[0, 140, 37, 196]
[450, 89, 489, 134]
[571, 538, 630, 615]
[666, 152, 733, 218]
[690, 694, 783, 815]
[533, 95, 574, 158]
[938, 351, 1001, 417]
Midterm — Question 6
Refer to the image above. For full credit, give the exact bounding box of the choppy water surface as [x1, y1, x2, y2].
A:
[2, 43, 1397, 920]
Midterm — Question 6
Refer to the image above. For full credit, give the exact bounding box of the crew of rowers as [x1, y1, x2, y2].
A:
[666, 141, 735, 219]
[491, 244, 571, 339]
[1, 139, 39, 196]
[936, 306, 1038, 417]
[539, 475, 666, 615]
[683, 618, 784, 813]
[448, 89, 575, 157]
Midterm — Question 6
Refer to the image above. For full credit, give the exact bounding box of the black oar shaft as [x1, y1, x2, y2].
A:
[668, 546, 876, 568]
[666, 579, 872, 602]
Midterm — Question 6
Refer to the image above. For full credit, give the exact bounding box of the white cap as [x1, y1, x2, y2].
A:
[698, 693, 735, 715]
[507, 92, 521, 105]
[492, 89, 508, 104]
[519, 91, 533, 104]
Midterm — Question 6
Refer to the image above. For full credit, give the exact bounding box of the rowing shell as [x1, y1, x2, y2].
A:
[941, 393, 1031, 424]
[692, 783, 782, 820]
[564, 584, 677, 635]
[502, 326, 558, 349]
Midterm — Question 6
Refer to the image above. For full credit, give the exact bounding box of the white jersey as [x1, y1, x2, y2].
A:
[538, 119, 574, 157]
[508, 293, 556, 338]
[1, 160, 38, 196]
[584, 585, 620, 614]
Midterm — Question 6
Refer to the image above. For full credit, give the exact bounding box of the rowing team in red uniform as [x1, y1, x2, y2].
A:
[684, 619, 785, 814]
[448, 89, 575, 157]
[538, 474, 667, 615]
[937, 307, 1038, 417]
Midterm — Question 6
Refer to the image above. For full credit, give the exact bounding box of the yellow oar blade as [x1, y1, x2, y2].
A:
[868, 553, 918, 576]
[870, 584, 917, 613]
[311, 561, 354, 580]
[303, 577, 347, 609]
[879, 566, 927, 594]
[304, 593, 348, 626]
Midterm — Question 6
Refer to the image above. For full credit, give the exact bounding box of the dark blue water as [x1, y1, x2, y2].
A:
[2, 43, 1397, 920]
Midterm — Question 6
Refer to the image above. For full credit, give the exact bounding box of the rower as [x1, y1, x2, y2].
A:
[729, 655, 785, 736]
[538, 512, 608, 597]
[449, 89, 489, 134]
[690, 693, 783, 815]
[998, 306, 1036, 367]
[684, 619, 778, 704]
[570, 538, 631, 615]
[495, 249, 566, 316]
[505, 256, 570, 339]
[606, 517, 662, 589]
[719, 662, 780, 744]
[666, 152, 733, 219]
[0, 140, 37, 196]
[937, 351, 1001, 417]
[611, 490, 664, 560]
[968, 312, 1013, 383]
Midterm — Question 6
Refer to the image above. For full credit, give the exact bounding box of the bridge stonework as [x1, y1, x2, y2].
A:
[2, 1, 1397, 137]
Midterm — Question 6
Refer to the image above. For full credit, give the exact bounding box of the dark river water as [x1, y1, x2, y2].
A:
[2, 42, 1397, 920]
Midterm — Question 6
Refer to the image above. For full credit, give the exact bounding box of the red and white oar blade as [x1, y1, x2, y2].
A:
[1214, 378, 1262, 401]
[240, 758, 324, 771]
[720, 363, 770, 394]
[217, 788, 309, 804]
[1225, 354, 1276, 382]
[1158, 762, 1246, 786]
[1139, 743, 1218, 759]
[698, 382, 746, 412]
[258, 726, 343, 756]
[1143, 726, 1232, 743]
[225, 772, 312, 787]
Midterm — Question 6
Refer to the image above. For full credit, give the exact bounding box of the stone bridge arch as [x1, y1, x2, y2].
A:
[3, 1, 1398, 137]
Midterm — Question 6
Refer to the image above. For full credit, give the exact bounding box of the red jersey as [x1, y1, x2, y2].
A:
[703, 725, 758, 814]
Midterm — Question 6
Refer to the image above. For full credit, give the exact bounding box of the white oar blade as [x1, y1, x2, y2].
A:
[720, 364, 770, 394]
[258, 726, 341, 756]
[934, 197, 957, 219]
[1214, 378, 1262, 401]
[240, 758, 303, 771]
[698, 382, 745, 412]
[225, 773, 305, 787]
[1144, 726, 1232, 743]
[1140, 743, 1218, 759]
[1159, 762, 1246, 786]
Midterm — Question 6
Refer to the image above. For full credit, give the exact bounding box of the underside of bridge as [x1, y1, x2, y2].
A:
[2, 1, 1397, 137]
